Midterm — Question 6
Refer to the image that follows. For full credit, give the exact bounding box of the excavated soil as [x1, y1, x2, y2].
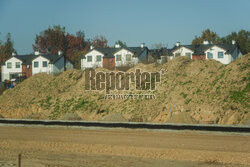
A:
[0, 54, 249, 124]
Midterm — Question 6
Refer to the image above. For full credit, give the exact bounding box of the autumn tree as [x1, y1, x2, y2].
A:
[0, 33, 16, 80]
[33, 25, 89, 68]
[92, 35, 108, 48]
[192, 29, 220, 45]
[33, 25, 67, 54]
[0, 33, 15, 63]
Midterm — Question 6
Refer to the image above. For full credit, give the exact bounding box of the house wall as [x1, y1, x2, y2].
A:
[192, 55, 206, 60]
[22, 64, 32, 78]
[172, 47, 194, 59]
[1, 57, 23, 82]
[103, 57, 115, 70]
[32, 56, 51, 75]
[204, 46, 232, 64]
[52, 56, 65, 74]
[138, 49, 148, 63]
[114, 48, 138, 67]
[81, 50, 104, 69]
[65, 59, 74, 70]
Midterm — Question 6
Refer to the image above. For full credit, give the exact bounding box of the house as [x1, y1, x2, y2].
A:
[1, 51, 74, 82]
[171, 40, 242, 64]
[1, 53, 36, 82]
[149, 48, 173, 64]
[81, 43, 149, 70]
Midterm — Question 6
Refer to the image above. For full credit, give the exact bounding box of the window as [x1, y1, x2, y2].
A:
[185, 52, 192, 59]
[87, 56, 92, 62]
[43, 61, 48, 67]
[7, 62, 12, 69]
[126, 54, 132, 61]
[218, 52, 224, 58]
[207, 52, 213, 59]
[16, 62, 21, 68]
[96, 55, 102, 62]
[175, 53, 181, 57]
[116, 54, 122, 61]
[34, 61, 39, 68]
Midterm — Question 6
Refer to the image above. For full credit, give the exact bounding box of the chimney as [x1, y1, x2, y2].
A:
[115, 44, 121, 48]
[175, 42, 180, 47]
[34, 51, 40, 55]
[141, 43, 145, 48]
[12, 52, 16, 56]
[90, 45, 94, 50]
[203, 40, 209, 45]
[58, 50, 63, 55]
[232, 40, 236, 45]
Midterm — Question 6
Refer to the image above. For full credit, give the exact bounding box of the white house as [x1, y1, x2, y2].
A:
[32, 54, 65, 75]
[171, 40, 242, 64]
[81, 43, 149, 70]
[1, 51, 74, 82]
[1, 56, 23, 81]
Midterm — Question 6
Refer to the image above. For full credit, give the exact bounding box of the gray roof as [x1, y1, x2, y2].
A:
[172, 43, 237, 55]
[1, 54, 63, 66]
[81, 47, 148, 59]
[38, 54, 63, 64]
[149, 48, 173, 59]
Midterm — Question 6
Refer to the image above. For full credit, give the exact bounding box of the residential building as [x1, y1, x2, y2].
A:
[171, 40, 242, 64]
[1, 51, 73, 82]
[81, 43, 149, 70]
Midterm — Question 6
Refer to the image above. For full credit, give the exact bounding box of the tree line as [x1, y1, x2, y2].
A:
[0, 27, 249, 70]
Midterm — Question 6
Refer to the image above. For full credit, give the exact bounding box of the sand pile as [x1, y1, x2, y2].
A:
[0, 54, 249, 125]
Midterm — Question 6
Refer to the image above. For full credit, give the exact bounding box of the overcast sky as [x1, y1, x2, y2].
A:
[0, 0, 249, 54]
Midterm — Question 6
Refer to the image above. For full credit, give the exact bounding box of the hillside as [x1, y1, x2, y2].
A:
[0, 54, 249, 125]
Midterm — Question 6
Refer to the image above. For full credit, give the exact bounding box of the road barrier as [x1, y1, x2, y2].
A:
[0, 119, 249, 133]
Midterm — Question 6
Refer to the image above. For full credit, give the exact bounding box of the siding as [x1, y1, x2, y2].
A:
[32, 56, 51, 75]
[114, 48, 138, 67]
[1, 57, 23, 82]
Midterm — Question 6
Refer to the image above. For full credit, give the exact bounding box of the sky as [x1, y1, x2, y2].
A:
[0, 0, 249, 54]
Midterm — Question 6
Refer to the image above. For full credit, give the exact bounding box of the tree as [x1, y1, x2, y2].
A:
[221, 30, 250, 54]
[114, 40, 127, 47]
[192, 29, 220, 44]
[151, 42, 166, 49]
[33, 25, 67, 54]
[0, 33, 15, 63]
[33, 25, 89, 68]
[92, 35, 108, 48]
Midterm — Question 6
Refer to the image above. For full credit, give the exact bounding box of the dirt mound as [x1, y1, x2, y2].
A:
[0, 114, 4, 118]
[167, 112, 198, 124]
[101, 113, 127, 122]
[0, 54, 249, 125]
[62, 112, 82, 120]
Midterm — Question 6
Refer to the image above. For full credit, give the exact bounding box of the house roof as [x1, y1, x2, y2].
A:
[1, 54, 64, 66]
[172, 43, 237, 55]
[149, 48, 172, 59]
[81, 47, 148, 59]
[38, 54, 63, 64]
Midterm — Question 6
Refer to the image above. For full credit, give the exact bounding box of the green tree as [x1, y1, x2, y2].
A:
[221, 30, 250, 54]
[115, 40, 127, 47]
[192, 29, 220, 44]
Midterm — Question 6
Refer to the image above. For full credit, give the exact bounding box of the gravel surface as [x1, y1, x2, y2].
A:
[0, 125, 249, 167]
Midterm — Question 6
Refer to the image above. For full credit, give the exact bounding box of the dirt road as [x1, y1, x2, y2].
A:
[0, 125, 249, 167]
